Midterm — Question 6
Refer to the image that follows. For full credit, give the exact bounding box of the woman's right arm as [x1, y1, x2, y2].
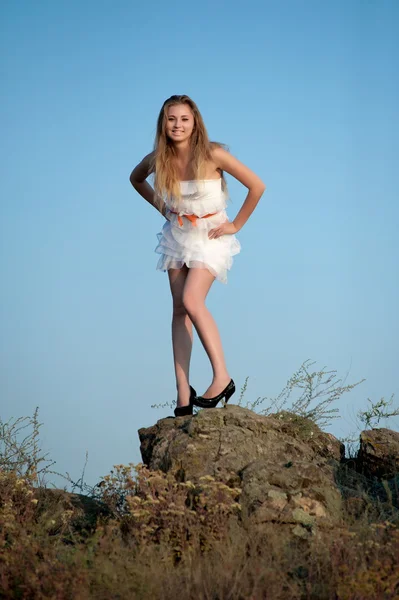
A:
[129, 151, 167, 217]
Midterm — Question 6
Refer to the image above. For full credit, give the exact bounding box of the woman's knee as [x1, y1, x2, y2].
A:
[182, 292, 204, 318]
[172, 302, 188, 318]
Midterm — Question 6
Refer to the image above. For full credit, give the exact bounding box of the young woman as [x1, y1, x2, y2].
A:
[130, 95, 266, 417]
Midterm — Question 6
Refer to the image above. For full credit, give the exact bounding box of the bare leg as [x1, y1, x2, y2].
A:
[168, 266, 193, 407]
[182, 268, 231, 399]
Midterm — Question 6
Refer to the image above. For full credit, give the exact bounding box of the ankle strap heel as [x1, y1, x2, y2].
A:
[193, 379, 235, 409]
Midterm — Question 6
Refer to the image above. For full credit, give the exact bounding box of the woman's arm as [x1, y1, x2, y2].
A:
[129, 152, 168, 217]
[211, 146, 266, 235]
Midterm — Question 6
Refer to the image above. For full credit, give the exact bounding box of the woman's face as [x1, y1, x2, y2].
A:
[165, 104, 195, 144]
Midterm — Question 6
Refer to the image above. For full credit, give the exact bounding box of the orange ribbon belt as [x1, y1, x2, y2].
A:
[169, 210, 217, 227]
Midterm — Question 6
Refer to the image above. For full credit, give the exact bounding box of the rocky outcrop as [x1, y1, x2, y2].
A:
[357, 428, 399, 479]
[18, 407, 397, 543]
[138, 406, 399, 538]
[138, 406, 352, 538]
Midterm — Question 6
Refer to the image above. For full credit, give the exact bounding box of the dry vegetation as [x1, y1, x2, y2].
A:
[0, 448, 399, 600]
[1, 462, 398, 599]
[1, 362, 399, 599]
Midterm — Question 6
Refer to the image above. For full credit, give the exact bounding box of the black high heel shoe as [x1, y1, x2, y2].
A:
[174, 385, 197, 417]
[193, 379, 235, 409]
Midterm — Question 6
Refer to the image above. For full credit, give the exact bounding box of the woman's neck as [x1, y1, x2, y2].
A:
[173, 140, 191, 159]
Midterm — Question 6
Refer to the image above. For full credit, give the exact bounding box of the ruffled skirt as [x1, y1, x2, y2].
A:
[155, 209, 241, 284]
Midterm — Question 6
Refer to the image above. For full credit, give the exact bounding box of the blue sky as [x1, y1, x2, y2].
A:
[1, 0, 398, 491]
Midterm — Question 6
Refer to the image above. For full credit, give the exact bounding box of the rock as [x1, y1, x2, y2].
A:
[268, 410, 345, 462]
[292, 524, 310, 538]
[138, 406, 399, 534]
[357, 428, 399, 479]
[139, 406, 343, 479]
[239, 455, 341, 532]
[292, 507, 316, 527]
[138, 405, 346, 535]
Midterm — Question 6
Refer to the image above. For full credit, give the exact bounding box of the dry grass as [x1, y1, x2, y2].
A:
[1, 461, 399, 599]
[1, 366, 399, 599]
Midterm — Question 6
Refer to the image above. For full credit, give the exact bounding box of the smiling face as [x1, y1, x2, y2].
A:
[165, 103, 195, 145]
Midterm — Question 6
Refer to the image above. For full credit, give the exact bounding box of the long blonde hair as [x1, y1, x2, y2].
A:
[150, 94, 229, 206]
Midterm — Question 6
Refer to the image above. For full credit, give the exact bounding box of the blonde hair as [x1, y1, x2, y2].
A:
[150, 94, 229, 206]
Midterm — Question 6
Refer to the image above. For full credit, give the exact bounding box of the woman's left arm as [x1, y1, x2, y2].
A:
[208, 147, 266, 239]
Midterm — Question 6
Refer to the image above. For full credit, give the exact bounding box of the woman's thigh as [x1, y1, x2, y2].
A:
[167, 265, 190, 311]
[183, 267, 216, 312]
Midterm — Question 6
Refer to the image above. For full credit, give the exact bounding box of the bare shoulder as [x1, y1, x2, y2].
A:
[129, 150, 156, 183]
[211, 145, 266, 190]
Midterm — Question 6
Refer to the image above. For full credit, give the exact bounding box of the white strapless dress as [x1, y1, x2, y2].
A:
[155, 179, 241, 284]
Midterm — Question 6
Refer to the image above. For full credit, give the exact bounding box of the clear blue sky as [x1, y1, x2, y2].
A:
[1, 0, 398, 490]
